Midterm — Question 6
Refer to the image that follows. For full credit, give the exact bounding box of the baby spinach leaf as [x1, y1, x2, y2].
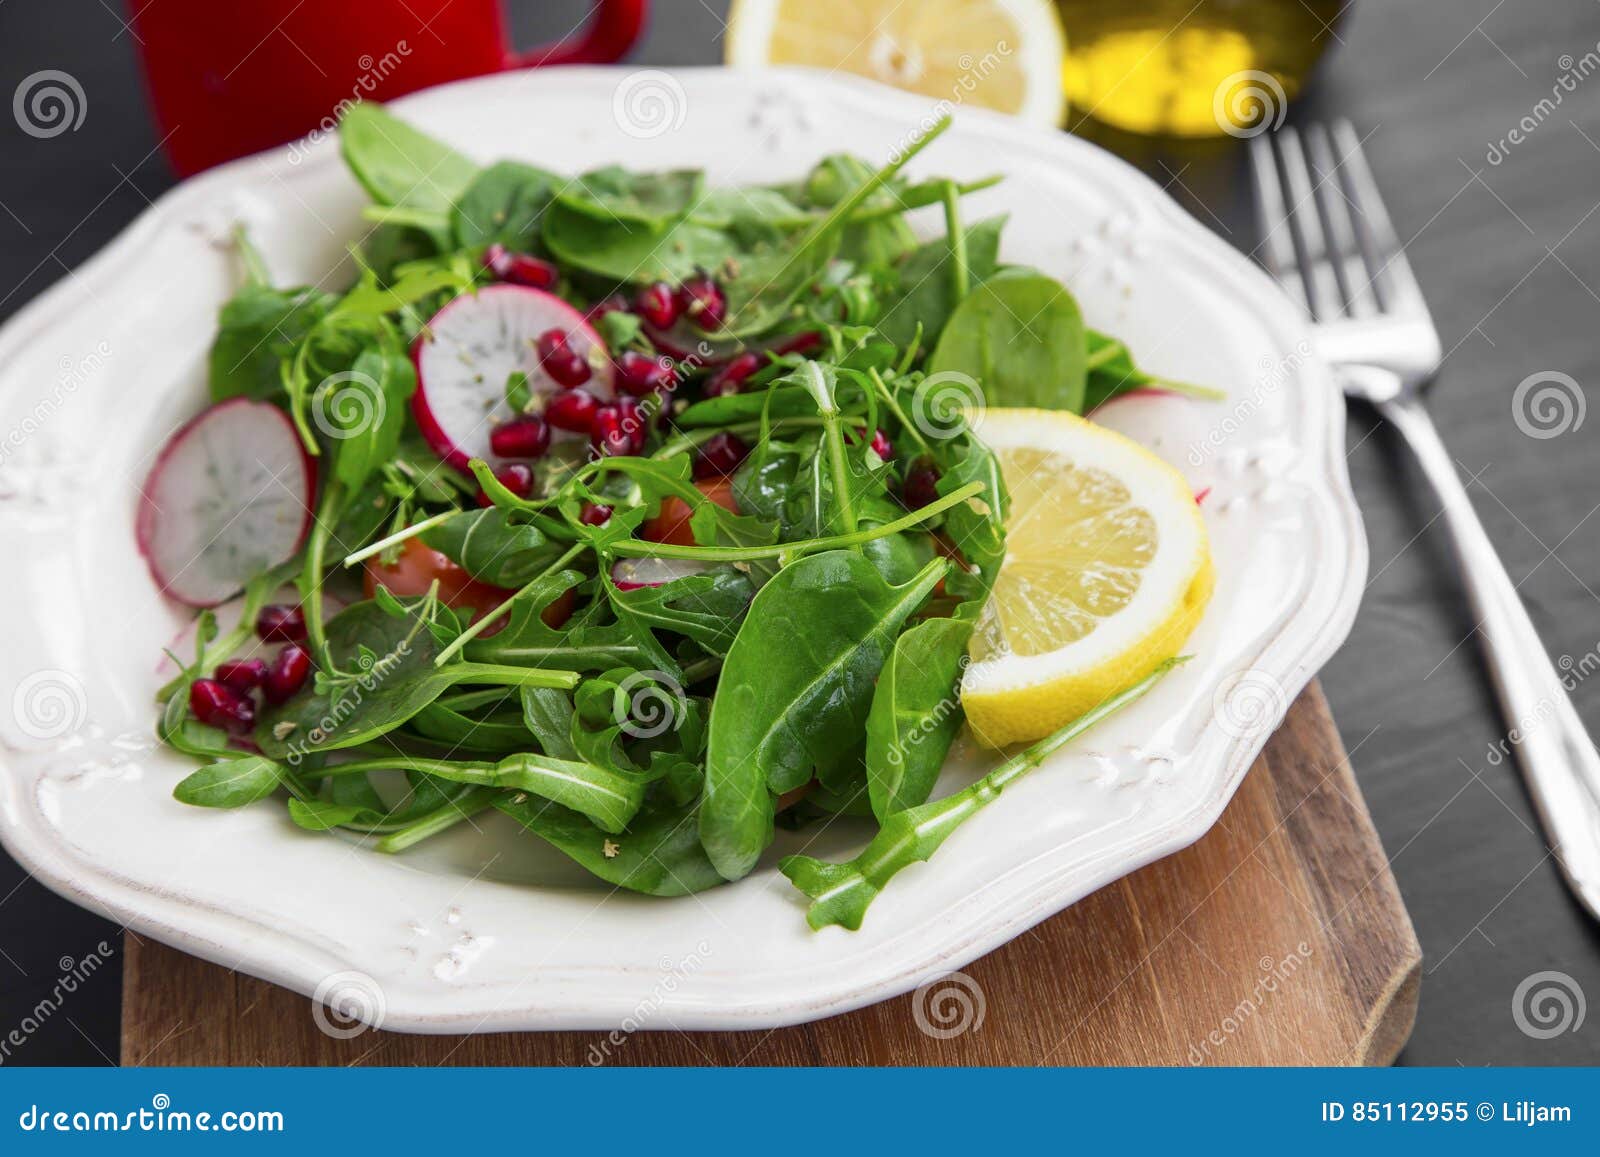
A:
[339, 103, 480, 217]
[560, 167, 703, 225]
[864, 616, 971, 818]
[287, 798, 374, 831]
[927, 268, 1088, 413]
[1081, 329, 1225, 412]
[496, 793, 724, 897]
[173, 755, 283, 808]
[208, 284, 335, 402]
[782, 660, 1180, 929]
[877, 215, 1006, 350]
[542, 200, 739, 285]
[452, 160, 559, 252]
[700, 551, 947, 881]
[420, 507, 567, 587]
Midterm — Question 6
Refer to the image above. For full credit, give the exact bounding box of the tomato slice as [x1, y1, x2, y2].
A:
[640, 477, 739, 547]
[365, 536, 573, 628]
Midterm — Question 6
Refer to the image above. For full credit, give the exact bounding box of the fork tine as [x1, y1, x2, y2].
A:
[1247, 133, 1308, 313]
[1329, 119, 1428, 311]
[1303, 123, 1380, 317]
[1273, 126, 1346, 321]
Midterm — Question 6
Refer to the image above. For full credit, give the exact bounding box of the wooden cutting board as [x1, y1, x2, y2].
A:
[120, 682, 1421, 1066]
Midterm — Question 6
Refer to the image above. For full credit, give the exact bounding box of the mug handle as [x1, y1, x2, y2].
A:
[505, 0, 648, 67]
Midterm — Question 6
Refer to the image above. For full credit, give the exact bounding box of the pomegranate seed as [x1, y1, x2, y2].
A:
[215, 658, 267, 693]
[704, 352, 761, 399]
[616, 397, 649, 454]
[590, 405, 632, 457]
[868, 428, 893, 460]
[635, 282, 679, 329]
[693, 432, 749, 479]
[580, 503, 613, 526]
[483, 244, 557, 289]
[678, 277, 727, 330]
[489, 415, 551, 459]
[902, 465, 942, 510]
[478, 463, 535, 507]
[189, 678, 256, 733]
[545, 389, 599, 434]
[616, 350, 674, 397]
[537, 328, 591, 388]
[588, 293, 631, 323]
[257, 604, 307, 643]
[264, 644, 312, 705]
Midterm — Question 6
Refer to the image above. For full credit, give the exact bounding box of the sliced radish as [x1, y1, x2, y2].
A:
[642, 322, 819, 369]
[412, 285, 615, 471]
[137, 399, 315, 608]
[610, 557, 710, 592]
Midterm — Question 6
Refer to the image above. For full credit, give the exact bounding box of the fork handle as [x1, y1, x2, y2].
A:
[1369, 374, 1600, 920]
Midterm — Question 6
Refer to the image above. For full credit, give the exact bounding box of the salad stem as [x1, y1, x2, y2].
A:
[341, 510, 455, 568]
[608, 479, 985, 562]
[941, 180, 969, 303]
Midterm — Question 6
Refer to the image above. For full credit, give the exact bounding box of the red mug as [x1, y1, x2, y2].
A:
[127, 0, 649, 176]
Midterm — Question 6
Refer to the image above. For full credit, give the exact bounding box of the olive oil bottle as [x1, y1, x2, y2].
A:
[1057, 0, 1345, 136]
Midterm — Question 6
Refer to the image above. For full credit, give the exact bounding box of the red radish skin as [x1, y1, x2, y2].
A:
[136, 398, 316, 608]
[411, 285, 615, 472]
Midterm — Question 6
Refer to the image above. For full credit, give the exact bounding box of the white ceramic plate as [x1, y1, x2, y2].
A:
[0, 68, 1364, 1033]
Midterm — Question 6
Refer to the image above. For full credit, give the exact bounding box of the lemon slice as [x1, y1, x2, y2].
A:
[726, 0, 1067, 127]
[960, 409, 1213, 746]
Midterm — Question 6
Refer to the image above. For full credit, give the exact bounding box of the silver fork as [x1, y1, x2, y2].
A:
[1251, 120, 1600, 922]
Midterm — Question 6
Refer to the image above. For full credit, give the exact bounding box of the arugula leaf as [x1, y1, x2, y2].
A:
[255, 599, 577, 758]
[420, 507, 568, 587]
[700, 551, 947, 881]
[609, 564, 755, 655]
[208, 284, 335, 403]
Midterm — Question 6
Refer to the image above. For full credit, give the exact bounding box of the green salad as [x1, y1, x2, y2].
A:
[143, 105, 1192, 930]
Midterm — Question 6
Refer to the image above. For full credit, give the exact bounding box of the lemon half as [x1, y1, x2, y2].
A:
[959, 408, 1213, 747]
[726, 0, 1067, 127]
